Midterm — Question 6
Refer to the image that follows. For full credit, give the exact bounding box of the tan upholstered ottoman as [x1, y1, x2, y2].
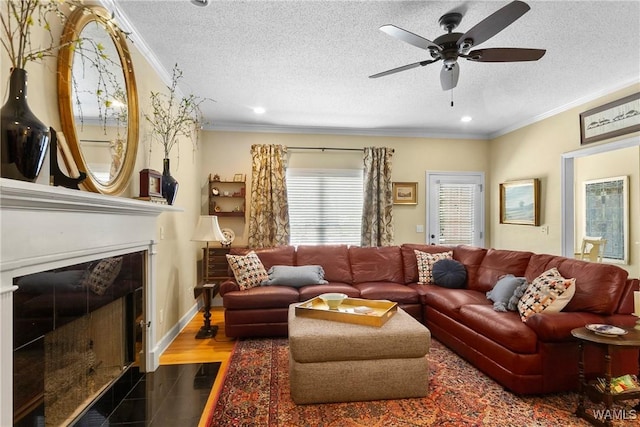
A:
[288, 305, 431, 404]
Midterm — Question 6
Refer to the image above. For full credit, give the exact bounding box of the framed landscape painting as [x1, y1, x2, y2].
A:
[500, 179, 540, 226]
[393, 182, 417, 205]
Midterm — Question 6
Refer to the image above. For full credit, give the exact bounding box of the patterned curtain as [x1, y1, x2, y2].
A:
[361, 146, 394, 247]
[248, 144, 290, 248]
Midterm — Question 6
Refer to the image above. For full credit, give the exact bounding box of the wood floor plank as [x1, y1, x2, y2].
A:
[159, 307, 236, 427]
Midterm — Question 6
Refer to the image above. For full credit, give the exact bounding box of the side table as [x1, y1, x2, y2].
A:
[571, 326, 640, 426]
[193, 281, 221, 339]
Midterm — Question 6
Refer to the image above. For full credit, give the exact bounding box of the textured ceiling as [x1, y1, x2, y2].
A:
[112, 0, 640, 139]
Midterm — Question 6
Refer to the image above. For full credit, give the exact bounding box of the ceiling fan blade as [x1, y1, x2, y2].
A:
[369, 59, 439, 79]
[466, 48, 546, 62]
[380, 24, 441, 51]
[440, 63, 459, 90]
[457, 1, 530, 48]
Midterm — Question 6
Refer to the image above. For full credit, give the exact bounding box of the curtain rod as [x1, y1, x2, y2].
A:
[288, 146, 363, 152]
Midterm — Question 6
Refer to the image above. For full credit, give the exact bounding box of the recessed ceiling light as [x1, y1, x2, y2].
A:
[190, 0, 209, 6]
[460, 116, 472, 122]
[253, 107, 266, 115]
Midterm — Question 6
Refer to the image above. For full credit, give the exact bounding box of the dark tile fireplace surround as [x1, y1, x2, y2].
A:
[13, 252, 144, 426]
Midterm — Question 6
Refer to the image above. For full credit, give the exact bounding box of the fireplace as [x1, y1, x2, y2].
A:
[0, 178, 179, 426]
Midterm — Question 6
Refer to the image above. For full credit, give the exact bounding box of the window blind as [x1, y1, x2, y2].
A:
[287, 168, 363, 245]
[438, 183, 476, 245]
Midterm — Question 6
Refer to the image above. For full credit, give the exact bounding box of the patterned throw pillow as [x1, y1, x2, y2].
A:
[517, 267, 576, 322]
[83, 257, 123, 296]
[414, 250, 453, 285]
[226, 251, 269, 290]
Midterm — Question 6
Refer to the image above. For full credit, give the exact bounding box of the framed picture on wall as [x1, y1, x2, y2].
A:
[392, 182, 417, 205]
[499, 179, 540, 226]
[579, 92, 640, 145]
[583, 176, 628, 263]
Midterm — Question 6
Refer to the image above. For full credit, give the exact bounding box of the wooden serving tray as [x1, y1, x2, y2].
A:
[295, 297, 397, 327]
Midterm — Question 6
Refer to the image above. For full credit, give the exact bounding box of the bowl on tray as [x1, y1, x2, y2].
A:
[319, 293, 347, 310]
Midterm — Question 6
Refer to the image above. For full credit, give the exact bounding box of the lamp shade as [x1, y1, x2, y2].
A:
[191, 215, 225, 242]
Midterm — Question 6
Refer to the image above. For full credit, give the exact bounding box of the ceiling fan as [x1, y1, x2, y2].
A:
[369, 0, 546, 91]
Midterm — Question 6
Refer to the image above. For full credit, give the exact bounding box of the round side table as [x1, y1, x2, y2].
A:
[571, 326, 640, 426]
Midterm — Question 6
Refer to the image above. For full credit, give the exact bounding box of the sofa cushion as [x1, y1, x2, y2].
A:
[298, 283, 360, 301]
[262, 265, 328, 288]
[487, 274, 527, 312]
[229, 246, 296, 271]
[452, 245, 488, 286]
[354, 282, 420, 304]
[226, 251, 269, 290]
[474, 249, 533, 293]
[400, 244, 454, 283]
[349, 246, 404, 284]
[555, 258, 628, 315]
[296, 245, 353, 283]
[415, 250, 453, 284]
[222, 285, 300, 309]
[458, 304, 538, 353]
[517, 268, 576, 322]
[432, 259, 467, 289]
[421, 287, 491, 320]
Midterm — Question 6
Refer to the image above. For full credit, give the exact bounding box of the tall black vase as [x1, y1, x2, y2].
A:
[1, 68, 50, 182]
[162, 158, 179, 205]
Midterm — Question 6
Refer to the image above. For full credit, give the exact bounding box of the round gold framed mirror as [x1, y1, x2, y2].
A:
[57, 6, 138, 195]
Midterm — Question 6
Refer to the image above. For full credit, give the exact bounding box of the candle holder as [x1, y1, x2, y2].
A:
[634, 313, 640, 331]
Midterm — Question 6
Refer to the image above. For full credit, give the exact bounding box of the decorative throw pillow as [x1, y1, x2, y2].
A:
[517, 267, 576, 322]
[83, 257, 123, 296]
[414, 250, 453, 284]
[487, 274, 527, 312]
[432, 259, 467, 289]
[507, 281, 530, 312]
[226, 251, 269, 290]
[262, 265, 328, 288]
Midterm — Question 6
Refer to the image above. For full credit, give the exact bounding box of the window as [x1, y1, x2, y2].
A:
[286, 168, 363, 245]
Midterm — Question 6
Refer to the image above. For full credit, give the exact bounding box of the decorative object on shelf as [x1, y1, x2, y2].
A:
[161, 158, 179, 205]
[580, 92, 640, 145]
[233, 173, 245, 182]
[50, 127, 87, 189]
[57, 5, 139, 196]
[1, 68, 49, 181]
[499, 178, 540, 226]
[144, 64, 213, 204]
[190, 215, 225, 339]
[220, 228, 235, 247]
[139, 169, 163, 198]
[212, 173, 220, 181]
[211, 187, 220, 196]
[392, 182, 418, 205]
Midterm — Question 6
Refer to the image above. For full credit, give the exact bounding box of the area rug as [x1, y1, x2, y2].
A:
[208, 338, 637, 426]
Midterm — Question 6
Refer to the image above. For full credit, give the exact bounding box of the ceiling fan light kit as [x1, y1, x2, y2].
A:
[370, 0, 546, 93]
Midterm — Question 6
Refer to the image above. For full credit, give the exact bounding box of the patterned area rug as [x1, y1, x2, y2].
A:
[208, 338, 638, 426]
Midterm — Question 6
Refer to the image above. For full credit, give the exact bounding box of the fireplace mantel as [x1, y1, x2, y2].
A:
[0, 178, 181, 425]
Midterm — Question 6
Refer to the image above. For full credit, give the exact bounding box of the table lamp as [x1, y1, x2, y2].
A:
[191, 215, 225, 281]
[191, 215, 225, 339]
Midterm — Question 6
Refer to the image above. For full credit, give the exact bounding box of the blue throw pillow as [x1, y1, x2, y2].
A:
[262, 265, 328, 288]
[432, 259, 467, 289]
[487, 274, 527, 312]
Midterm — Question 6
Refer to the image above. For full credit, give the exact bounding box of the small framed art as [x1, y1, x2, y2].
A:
[579, 92, 640, 145]
[499, 179, 540, 226]
[393, 182, 418, 205]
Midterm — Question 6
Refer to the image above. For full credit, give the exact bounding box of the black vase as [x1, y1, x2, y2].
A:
[1, 68, 50, 182]
[162, 158, 179, 205]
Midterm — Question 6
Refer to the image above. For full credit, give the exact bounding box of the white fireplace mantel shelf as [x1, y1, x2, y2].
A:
[0, 178, 182, 425]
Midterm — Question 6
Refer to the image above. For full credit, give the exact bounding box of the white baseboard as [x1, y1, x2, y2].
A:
[154, 303, 200, 359]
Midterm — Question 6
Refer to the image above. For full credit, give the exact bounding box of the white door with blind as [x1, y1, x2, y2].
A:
[426, 172, 485, 247]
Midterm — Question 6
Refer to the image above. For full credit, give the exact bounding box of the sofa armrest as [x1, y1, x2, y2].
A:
[525, 311, 607, 342]
[220, 279, 240, 296]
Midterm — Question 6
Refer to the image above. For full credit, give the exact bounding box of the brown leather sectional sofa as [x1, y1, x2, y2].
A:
[219, 243, 639, 395]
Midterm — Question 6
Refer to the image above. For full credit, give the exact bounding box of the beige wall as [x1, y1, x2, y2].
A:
[490, 84, 640, 277]
[1, 8, 202, 344]
[200, 131, 490, 247]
